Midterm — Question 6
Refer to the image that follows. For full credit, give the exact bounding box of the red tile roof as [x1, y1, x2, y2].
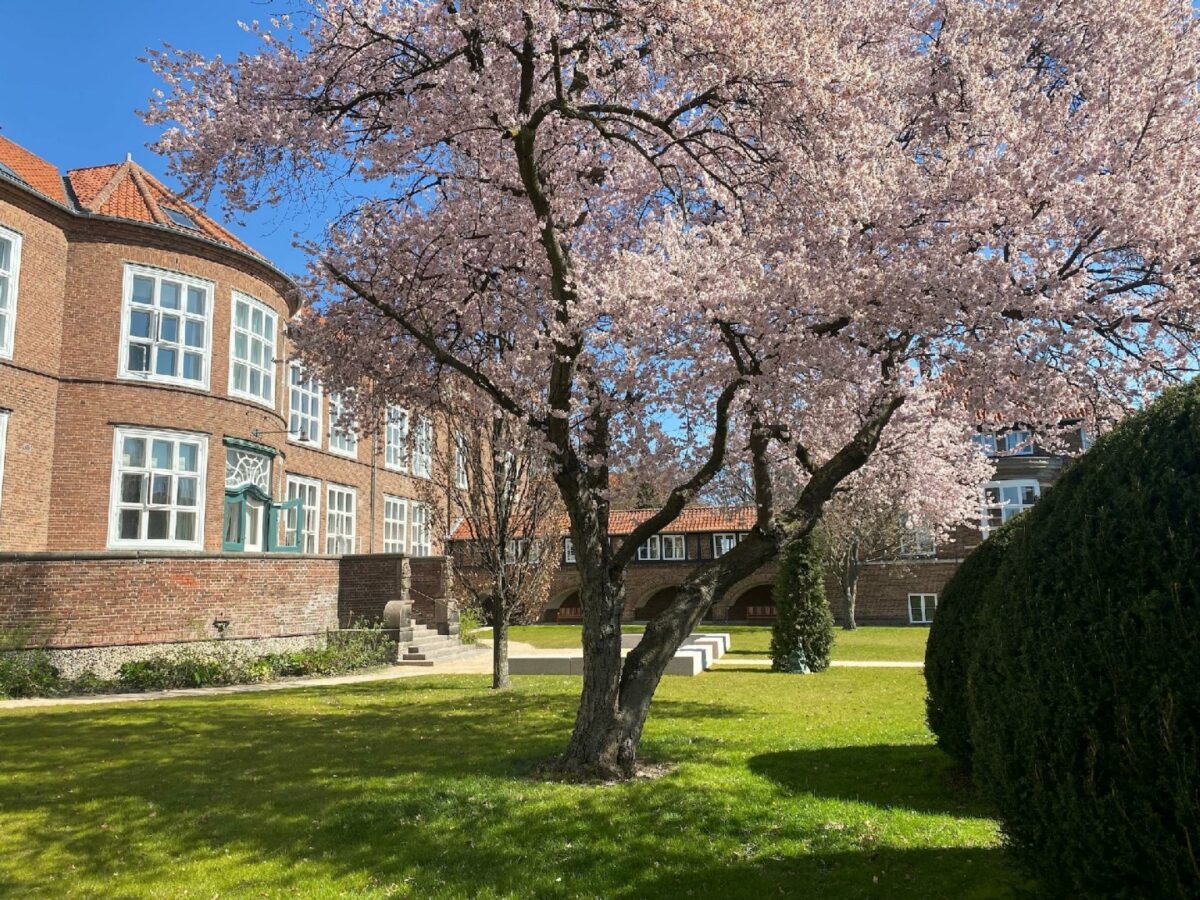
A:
[451, 506, 758, 541]
[0, 133, 259, 258]
[0, 134, 68, 204]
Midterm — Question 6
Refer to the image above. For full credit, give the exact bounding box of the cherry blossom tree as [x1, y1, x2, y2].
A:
[147, 0, 1200, 778]
[816, 412, 994, 630]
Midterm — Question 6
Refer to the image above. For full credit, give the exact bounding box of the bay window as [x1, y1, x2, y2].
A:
[229, 292, 277, 407]
[108, 427, 206, 549]
[0, 224, 21, 359]
[120, 264, 212, 389]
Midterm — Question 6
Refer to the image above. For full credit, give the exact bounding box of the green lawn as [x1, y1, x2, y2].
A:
[505, 624, 929, 661]
[0, 668, 1017, 898]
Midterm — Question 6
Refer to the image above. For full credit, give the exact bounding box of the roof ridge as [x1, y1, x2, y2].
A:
[81, 160, 134, 214]
[132, 163, 253, 251]
[126, 163, 169, 226]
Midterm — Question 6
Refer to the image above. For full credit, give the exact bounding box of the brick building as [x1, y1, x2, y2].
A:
[0, 133, 461, 665]
[539, 436, 1074, 626]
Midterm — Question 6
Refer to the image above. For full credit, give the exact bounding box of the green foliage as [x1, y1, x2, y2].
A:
[117, 650, 262, 691]
[966, 383, 1200, 898]
[923, 518, 1019, 767]
[0, 649, 64, 699]
[770, 535, 834, 673]
[265, 627, 394, 677]
[457, 606, 482, 645]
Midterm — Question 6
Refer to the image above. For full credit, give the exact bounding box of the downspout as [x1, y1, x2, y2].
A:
[370, 431, 378, 553]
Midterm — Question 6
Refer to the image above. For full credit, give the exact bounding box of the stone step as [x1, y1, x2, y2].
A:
[397, 643, 488, 666]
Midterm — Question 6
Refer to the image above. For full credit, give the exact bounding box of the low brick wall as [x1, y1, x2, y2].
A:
[0, 552, 342, 650]
[409, 556, 455, 624]
[338, 554, 409, 626]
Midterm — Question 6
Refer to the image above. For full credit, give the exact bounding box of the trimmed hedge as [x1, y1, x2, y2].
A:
[770, 534, 834, 673]
[924, 517, 1019, 767]
[966, 384, 1200, 898]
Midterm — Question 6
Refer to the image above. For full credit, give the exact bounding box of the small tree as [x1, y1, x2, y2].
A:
[425, 392, 561, 689]
[770, 535, 834, 673]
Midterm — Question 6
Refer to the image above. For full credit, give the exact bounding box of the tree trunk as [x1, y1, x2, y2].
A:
[557, 570, 628, 778]
[842, 581, 858, 631]
[492, 615, 510, 690]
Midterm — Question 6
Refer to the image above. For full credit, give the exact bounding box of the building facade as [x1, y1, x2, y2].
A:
[539, 436, 1076, 626]
[0, 134, 446, 560]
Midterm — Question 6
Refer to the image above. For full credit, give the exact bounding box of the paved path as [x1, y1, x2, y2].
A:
[0, 646, 921, 712]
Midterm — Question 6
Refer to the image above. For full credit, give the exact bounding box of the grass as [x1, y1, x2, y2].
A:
[505, 624, 929, 661]
[0, 667, 1018, 898]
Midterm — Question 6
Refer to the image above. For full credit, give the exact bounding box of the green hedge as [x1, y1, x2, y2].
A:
[770, 534, 834, 673]
[966, 384, 1200, 897]
[924, 518, 1019, 767]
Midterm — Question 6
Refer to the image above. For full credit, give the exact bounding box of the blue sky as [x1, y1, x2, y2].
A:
[0, 1, 313, 276]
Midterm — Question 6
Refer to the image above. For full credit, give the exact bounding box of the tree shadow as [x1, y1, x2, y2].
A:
[749, 745, 991, 818]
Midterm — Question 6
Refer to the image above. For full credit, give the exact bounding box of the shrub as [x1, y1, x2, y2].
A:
[966, 383, 1200, 898]
[924, 517, 1019, 767]
[770, 534, 834, 673]
[117, 651, 255, 691]
[0, 649, 63, 698]
[458, 606, 482, 645]
[266, 626, 394, 677]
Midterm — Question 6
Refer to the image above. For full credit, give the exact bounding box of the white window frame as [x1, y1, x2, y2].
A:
[288, 362, 322, 447]
[228, 291, 278, 408]
[285, 474, 321, 555]
[454, 431, 469, 490]
[383, 495, 408, 554]
[0, 410, 8, 514]
[971, 432, 998, 455]
[328, 392, 358, 459]
[661, 534, 686, 561]
[411, 502, 432, 556]
[899, 516, 936, 558]
[107, 426, 208, 550]
[563, 537, 576, 564]
[325, 483, 357, 554]
[1001, 429, 1034, 456]
[637, 535, 661, 561]
[908, 593, 938, 625]
[713, 532, 738, 558]
[0, 224, 22, 360]
[384, 406, 409, 472]
[118, 263, 213, 390]
[412, 415, 433, 479]
[980, 479, 1041, 536]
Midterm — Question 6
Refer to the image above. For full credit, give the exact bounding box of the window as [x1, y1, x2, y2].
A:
[120, 264, 212, 389]
[981, 479, 1041, 535]
[326, 484, 356, 554]
[563, 537, 576, 564]
[454, 432, 469, 490]
[661, 534, 686, 561]
[908, 593, 937, 624]
[162, 207, 199, 230]
[899, 516, 936, 558]
[713, 533, 738, 557]
[384, 406, 408, 471]
[328, 392, 358, 458]
[225, 447, 271, 492]
[411, 502, 432, 556]
[637, 535, 661, 561]
[0, 224, 22, 359]
[412, 415, 433, 478]
[1001, 430, 1034, 456]
[970, 432, 998, 455]
[108, 427, 206, 549]
[384, 495, 408, 553]
[285, 475, 320, 554]
[229, 292, 277, 407]
[288, 363, 322, 446]
[0, 411, 8, 514]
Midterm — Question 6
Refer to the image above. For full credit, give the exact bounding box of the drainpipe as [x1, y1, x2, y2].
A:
[370, 431, 378, 553]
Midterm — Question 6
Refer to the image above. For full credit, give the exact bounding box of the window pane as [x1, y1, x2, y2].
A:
[177, 476, 197, 507]
[159, 314, 179, 343]
[160, 281, 180, 309]
[151, 474, 172, 505]
[122, 437, 146, 468]
[131, 276, 154, 304]
[186, 286, 205, 315]
[151, 440, 173, 469]
[155, 347, 177, 376]
[127, 342, 150, 372]
[235, 301, 249, 329]
[130, 310, 153, 339]
[233, 362, 248, 391]
[120, 473, 144, 503]
[119, 509, 141, 539]
[147, 509, 170, 539]
[234, 332, 248, 360]
[175, 511, 196, 542]
[183, 352, 203, 381]
[177, 443, 198, 472]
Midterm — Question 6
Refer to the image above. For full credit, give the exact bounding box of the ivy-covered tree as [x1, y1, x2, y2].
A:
[770, 536, 834, 673]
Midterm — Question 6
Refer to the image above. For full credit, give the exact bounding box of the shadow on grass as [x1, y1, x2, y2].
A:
[0, 679, 1013, 898]
[749, 745, 991, 818]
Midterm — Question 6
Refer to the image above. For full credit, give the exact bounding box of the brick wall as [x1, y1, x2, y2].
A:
[338, 553, 408, 626]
